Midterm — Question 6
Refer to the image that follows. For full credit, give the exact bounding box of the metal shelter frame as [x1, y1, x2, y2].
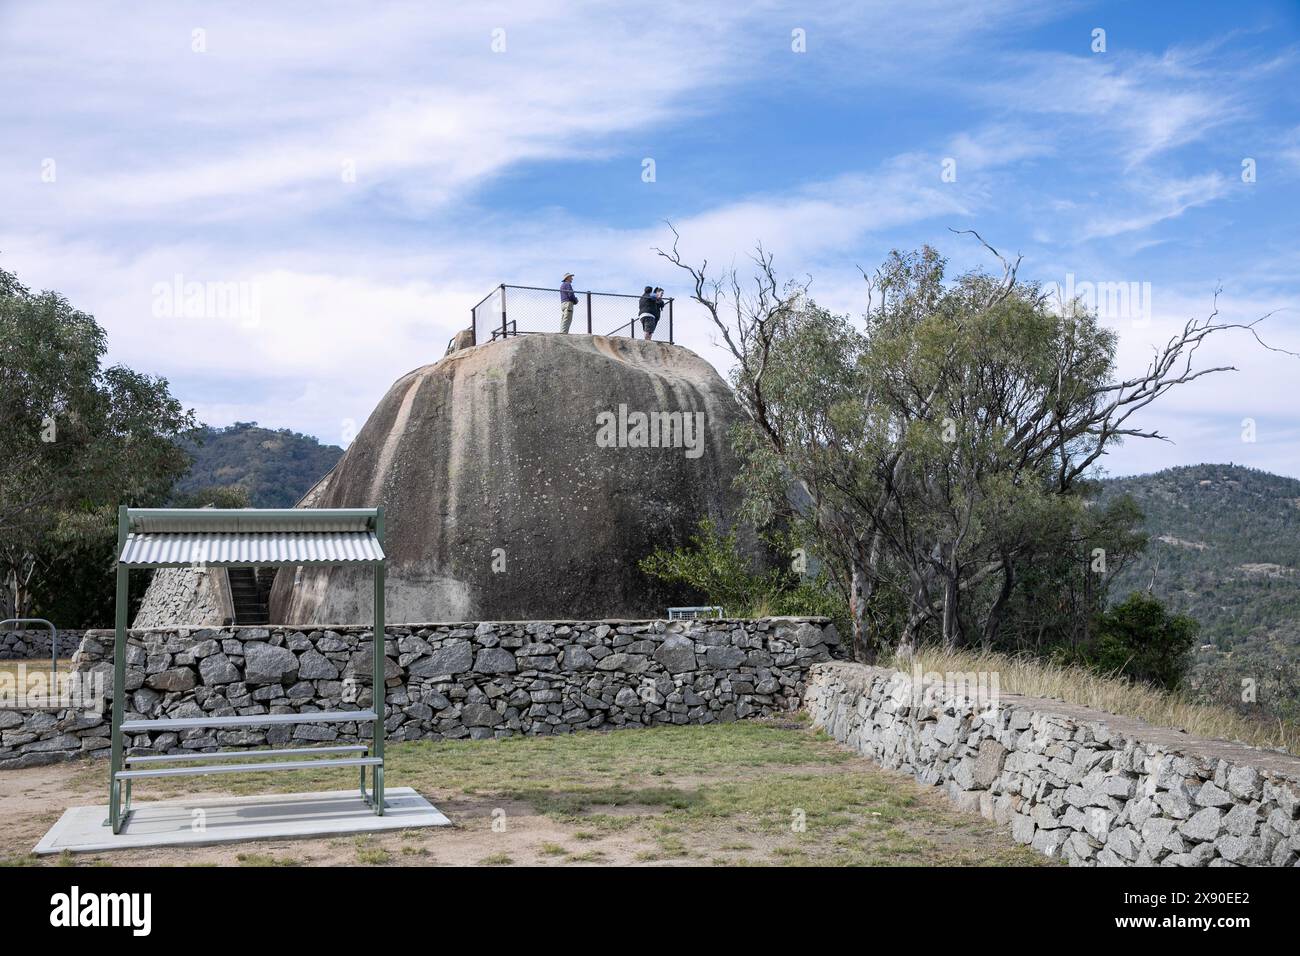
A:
[107, 506, 387, 834]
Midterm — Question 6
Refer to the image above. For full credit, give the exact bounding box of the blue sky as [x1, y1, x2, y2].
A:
[2, 0, 1299, 477]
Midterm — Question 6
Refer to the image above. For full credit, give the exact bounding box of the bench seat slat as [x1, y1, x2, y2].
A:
[120, 710, 377, 732]
[116, 756, 382, 780]
[125, 745, 368, 765]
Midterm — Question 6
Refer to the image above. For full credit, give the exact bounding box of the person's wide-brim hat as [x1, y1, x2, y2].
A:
[563, 273, 574, 280]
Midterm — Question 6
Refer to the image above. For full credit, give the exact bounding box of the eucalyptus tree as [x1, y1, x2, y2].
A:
[656, 226, 1292, 660]
[0, 265, 196, 621]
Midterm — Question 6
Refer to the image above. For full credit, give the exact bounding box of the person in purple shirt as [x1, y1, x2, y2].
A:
[560, 272, 578, 333]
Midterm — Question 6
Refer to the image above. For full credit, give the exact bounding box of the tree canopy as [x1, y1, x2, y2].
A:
[657, 228, 1292, 664]
[0, 264, 197, 624]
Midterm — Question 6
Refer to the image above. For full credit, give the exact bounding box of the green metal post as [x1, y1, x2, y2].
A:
[108, 506, 129, 832]
[372, 506, 386, 815]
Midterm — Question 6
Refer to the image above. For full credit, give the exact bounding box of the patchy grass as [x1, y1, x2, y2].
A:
[504, 785, 701, 819]
[0, 659, 73, 679]
[0, 658, 76, 703]
[894, 646, 1297, 754]
[21, 719, 1051, 867]
[236, 852, 303, 866]
[352, 837, 391, 865]
[65, 720, 855, 801]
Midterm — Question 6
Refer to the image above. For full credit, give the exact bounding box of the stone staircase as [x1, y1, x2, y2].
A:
[226, 567, 270, 625]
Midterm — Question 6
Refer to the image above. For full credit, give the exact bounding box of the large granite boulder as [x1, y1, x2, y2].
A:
[268, 333, 764, 625]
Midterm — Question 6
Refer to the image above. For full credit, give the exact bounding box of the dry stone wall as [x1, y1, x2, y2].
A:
[0, 617, 839, 768]
[806, 661, 1300, 867]
[0, 629, 86, 660]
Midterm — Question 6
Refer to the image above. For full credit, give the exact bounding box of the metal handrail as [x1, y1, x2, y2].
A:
[605, 318, 637, 336]
[471, 283, 675, 345]
[500, 282, 658, 301]
[469, 286, 501, 312]
[667, 606, 725, 620]
[0, 618, 59, 684]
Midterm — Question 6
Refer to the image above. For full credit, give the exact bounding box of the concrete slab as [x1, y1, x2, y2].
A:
[33, 787, 450, 855]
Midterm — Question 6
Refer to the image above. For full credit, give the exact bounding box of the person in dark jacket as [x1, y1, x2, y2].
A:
[638, 286, 659, 340]
[559, 273, 578, 333]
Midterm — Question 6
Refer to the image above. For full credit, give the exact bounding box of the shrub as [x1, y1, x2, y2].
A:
[639, 519, 847, 627]
[1064, 592, 1199, 691]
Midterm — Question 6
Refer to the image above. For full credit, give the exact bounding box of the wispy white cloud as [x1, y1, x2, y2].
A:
[1, 0, 1296, 480]
[0, 1, 782, 226]
[981, 50, 1242, 168]
[1277, 125, 1300, 172]
[1074, 171, 1232, 240]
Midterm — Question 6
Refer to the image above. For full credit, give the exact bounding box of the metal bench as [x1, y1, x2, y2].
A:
[113, 711, 385, 824]
[119, 710, 377, 732]
[125, 744, 370, 764]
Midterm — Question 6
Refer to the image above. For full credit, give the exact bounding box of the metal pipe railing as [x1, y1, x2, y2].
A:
[0, 617, 59, 687]
[470, 284, 675, 346]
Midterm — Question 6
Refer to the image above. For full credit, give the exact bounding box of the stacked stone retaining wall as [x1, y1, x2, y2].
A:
[806, 661, 1300, 867]
[0, 629, 86, 660]
[0, 617, 839, 768]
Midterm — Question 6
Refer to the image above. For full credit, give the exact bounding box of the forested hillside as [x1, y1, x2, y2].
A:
[1101, 464, 1300, 716]
[174, 422, 343, 507]
[1102, 464, 1300, 647]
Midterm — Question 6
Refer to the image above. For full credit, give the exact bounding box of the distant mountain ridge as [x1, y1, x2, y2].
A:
[175, 422, 343, 508]
[1101, 463, 1300, 656]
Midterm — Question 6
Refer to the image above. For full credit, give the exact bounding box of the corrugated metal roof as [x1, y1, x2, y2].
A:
[119, 531, 385, 567]
[128, 509, 375, 534]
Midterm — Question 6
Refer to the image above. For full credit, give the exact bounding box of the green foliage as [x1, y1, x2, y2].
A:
[769, 574, 849, 623]
[1193, 652, 1300, 727]
[1101, 463, 1300, 650]
[0, 263, 196, 624]
[990, 487, 1147, 655]
[726, 245, 1134, 657]
[175, 422, 342, 507]
[1059, 592, 1199, 691]
[26, 513, 152, 629]
[639, 519, 847, 627]
[638, 519, 778, 616]
[1099, 462, 1300, 714]
[171, 485, 252, 509]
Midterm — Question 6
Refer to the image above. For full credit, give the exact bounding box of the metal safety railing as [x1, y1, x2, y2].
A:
[667, 606, 725, 620]
[470, 284, 674, 346]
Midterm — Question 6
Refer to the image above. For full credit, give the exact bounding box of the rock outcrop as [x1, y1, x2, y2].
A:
[269, 333, 762, 625]
[445, 327, 474, 355]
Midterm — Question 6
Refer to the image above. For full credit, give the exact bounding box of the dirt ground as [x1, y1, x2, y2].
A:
[0, 719, 1052, 867]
